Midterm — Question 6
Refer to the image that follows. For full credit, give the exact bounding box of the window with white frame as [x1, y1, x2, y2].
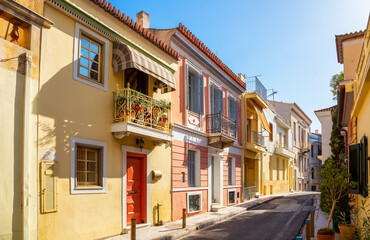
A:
[228, 189, 236, 205]
[74, 23, 109, 91]
[187, 191, 202, 213]
[71, 137, 107, 194]
[186, 65, 204, 115]
[187, 149, 200, 187]
[228, 157, 235, 185]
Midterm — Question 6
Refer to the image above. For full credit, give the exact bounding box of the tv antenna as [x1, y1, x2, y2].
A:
[267, 89, 278, 102]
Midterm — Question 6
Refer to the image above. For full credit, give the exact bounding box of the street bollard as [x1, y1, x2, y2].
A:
[310, 210, 315, 237]
[305, 219, 310, 240]
[182, 208, 187, 228]
[131, 218, 136, 240]
[295, 237, 303, 240]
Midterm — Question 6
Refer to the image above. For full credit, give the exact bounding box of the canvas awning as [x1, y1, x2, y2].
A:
[112, 41, 176, 90]
[254, 105, 271, 134]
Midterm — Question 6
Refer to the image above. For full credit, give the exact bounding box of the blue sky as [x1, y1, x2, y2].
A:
[111, 0, 370, 132]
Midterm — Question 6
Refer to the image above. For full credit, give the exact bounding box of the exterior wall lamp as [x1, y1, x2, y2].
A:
[136, 138, 144, 151]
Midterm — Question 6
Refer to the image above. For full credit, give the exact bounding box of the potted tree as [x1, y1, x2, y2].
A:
[317, 156, 355, 240]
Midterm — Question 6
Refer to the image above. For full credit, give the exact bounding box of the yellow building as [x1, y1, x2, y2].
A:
[0, 1, 52, 239]
[37, 1, 178, 239]
[346, 17, 370, 230]
[241, 77, 270, 199]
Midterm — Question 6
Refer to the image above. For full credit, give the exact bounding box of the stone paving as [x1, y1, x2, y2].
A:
[104, 193, 294, 240]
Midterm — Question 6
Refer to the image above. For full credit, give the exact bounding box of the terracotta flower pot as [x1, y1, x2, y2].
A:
[338, 225, 356, 240]
[316, 233, 335, 240]
[317, 228, 335, 240]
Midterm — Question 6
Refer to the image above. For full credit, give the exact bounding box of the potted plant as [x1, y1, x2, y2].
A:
[317, 156, 356, 240]
[338, 211, 356, 240]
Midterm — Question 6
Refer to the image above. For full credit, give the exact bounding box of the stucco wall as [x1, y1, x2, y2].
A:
[342, 38, 364, 81]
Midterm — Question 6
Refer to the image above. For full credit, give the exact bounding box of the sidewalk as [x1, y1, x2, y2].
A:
[298, 194, 342, 240]
[105, 193, 289, 240]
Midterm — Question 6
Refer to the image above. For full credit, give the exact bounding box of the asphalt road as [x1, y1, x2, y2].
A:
[181, 194, 315, 240]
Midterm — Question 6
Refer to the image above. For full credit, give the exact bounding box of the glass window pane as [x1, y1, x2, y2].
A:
[90, 52, 99, 62]
[79, 66, 88, 77]
[81, 37, 89, 48]
[80, 57, 89, 67]
[90, 61, 99, 71]
[91, 42, 100, 53]
[81, 47, 89, 58]
[90, 71, 98, 81]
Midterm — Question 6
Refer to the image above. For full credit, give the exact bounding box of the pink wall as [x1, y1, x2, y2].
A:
[172, 190, 208, 220]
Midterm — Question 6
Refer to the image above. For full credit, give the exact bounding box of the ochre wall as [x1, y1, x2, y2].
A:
[342, 37, 363, 81]
[0, 18, 41, 240]
[38, 4, 174, 239]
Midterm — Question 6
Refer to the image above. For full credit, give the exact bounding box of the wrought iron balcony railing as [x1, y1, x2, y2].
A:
[247, 130, 264, 146]
[114, 88, 171, 134]
[246, 77, 267, 100]
[206, 113, 236, 139]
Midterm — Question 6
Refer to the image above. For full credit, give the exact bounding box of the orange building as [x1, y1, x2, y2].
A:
[151, 24, 246, 220]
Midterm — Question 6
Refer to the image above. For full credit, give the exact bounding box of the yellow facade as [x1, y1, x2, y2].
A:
[36, 1, 177, 239]
[350, 18, 370, 231]
[0, 0, 51, 239]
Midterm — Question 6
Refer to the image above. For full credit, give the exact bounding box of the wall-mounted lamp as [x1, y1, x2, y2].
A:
[136, 138, 144, 151]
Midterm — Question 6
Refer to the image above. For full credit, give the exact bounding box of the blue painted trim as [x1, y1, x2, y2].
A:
[173, 34, 244, 94]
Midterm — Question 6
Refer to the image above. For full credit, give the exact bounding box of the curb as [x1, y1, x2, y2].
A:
[152, 196, 280, 240]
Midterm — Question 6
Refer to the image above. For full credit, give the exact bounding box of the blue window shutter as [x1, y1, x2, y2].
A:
[234, 100, 239, 130]
[198, 74, 204, 115]
[210, 84, 214, 114]
[228, 96, 231, 118]
[218, 89, 223, 115]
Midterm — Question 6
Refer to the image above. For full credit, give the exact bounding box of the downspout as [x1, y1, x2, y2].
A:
[21, 52, 32, 240]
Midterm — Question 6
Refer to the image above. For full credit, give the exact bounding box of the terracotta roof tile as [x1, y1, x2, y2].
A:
[335, 30, 364, 64]
[89, 0, 179, 60]
[314, 105, 337, 113]
[177, 23, 246, 90]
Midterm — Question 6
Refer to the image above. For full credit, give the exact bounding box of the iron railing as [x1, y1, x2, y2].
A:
[247, 130, 264, 146]
[114, 88, 171, 133]
[244, 186, 257, 201]
[246, 77, 267, 100]
[206, 113, 236, 139]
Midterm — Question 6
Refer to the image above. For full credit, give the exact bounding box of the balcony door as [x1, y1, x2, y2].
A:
[210, 83, 223, 133]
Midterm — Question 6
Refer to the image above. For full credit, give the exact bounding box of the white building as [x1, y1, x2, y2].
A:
[315, 106, 336, 162]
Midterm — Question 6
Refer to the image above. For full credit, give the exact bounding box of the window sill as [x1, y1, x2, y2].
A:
[188, 209, 202, 214]
[75, 185, 104, 190]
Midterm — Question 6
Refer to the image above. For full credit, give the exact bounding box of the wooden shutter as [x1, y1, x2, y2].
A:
[210, 83, 214, 114]
[41, 162, 57, 213]
[269, 123, 273, 141]
[349, 143, 360, 193]
[198, 75, 204, 115]
[217, 89, 223, 114]
[360, 136, 368, 197]
[188, 150, 195, 187]
[233, 100, 238, 130]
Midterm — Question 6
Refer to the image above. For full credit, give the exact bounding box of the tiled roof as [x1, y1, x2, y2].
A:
[177, 23, 246, 89]
[88, 0, 179, 60]
[335, 30, 364, 64]
[314, 105, 337, 113]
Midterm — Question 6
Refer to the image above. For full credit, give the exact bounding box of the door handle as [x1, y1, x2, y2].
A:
[128, 191, 137, 194]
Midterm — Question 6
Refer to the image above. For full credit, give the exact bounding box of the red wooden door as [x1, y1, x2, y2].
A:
[127, 154, 146, 225]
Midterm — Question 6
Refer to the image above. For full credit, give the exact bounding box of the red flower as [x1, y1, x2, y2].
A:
[163, 117, 168, 122]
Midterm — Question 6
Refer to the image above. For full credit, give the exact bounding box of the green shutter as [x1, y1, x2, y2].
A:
[349, 143, 360, 194]
[360, 136, 368, 197]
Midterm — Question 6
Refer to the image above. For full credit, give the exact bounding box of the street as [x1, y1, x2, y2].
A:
[181, 194, 315, 240]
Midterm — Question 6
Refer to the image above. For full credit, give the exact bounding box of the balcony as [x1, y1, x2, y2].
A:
[245, 77, 268, 109]
[300, 142, 310, 153]
[246, 130, 265, 153]
[275, 143, 295, 159]
[206, 113, 237, 148]
[111, 88, 172, 143]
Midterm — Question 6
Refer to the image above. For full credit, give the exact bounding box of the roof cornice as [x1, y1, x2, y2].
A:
[335, 30, 364, 64]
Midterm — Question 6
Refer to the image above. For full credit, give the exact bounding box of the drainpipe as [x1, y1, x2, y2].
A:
[21, 52, 32, 240]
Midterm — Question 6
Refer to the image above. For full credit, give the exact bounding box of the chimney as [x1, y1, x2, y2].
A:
[136, 11, 150, 28]
[315, 129, 318, 134]
[238, 73, 245, 83]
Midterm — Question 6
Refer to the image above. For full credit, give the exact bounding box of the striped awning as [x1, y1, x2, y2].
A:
[112, 42, 176, 90]
[254, 105, 271, 134]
